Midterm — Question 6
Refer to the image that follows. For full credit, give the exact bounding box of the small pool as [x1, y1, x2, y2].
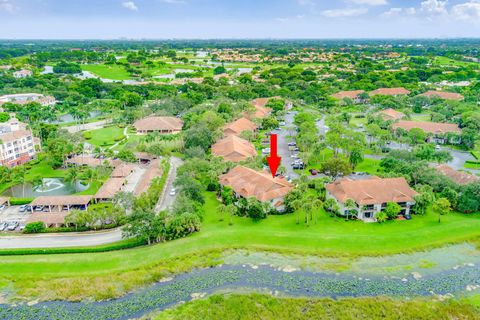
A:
[2, 178, 89, 198]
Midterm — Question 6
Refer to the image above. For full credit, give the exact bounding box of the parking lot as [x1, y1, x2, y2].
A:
[0, 205, 29, 232]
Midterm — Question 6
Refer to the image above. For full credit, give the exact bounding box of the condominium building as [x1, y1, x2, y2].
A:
[0, 118, 38, 167]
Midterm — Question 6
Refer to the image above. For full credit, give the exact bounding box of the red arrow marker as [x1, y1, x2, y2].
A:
[267, 133, 281, 178]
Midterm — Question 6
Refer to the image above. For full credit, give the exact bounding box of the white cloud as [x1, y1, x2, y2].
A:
[276, 14, 305, 23]
[348, 0, 388, 6]
[420, 0, 448, 15]
[451, 0, 480, 22]
[0, 0, 17, 13]
[321, 8, 368, 17]
[381, 7, 416, 17]
[122, 1, 138, 11]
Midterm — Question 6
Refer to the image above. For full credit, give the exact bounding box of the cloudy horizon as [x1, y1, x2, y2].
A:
[0, 0, 479, 39]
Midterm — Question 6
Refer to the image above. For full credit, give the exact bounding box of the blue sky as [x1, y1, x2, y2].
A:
[0, 0, 479, 39]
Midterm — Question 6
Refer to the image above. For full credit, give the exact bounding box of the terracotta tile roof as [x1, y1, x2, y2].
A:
[392, 120, 462, 134]
[66, 156, 121, 168]
[0, 130, 32, 143]
[94, 177, 125, 199]
[223, 117, 257, 136]
[418, 90, 464, 101]
[30, 195, 92, 206]
[376, 108, 405, 121]
[134, 152, 157, 161]
[370, 88, 410, 96]
[219, 166, 293, 202]
[326, 177, 417, 205]
[134, 159, 162, 196]
[27, 212, 68, 227]
[0, 197, 9, 205]
[435, 164, 479, 185]
[111, 163, 135, 178]
[331, 90, 365, 100]
[134, 116, 183, 132]
[211, 135, 257, 162]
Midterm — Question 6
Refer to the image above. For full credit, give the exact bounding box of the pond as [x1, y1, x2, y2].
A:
[0, 244, 479, 320]
[48, 111, 102, 124]
[2, 178, 89, 198]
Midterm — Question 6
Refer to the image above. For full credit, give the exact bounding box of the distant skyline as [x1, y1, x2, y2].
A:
[1, 0, 479, 39]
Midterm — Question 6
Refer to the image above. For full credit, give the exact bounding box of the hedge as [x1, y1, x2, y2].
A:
[470, 151, 480, 160]
[0, 238, 145, 256]
[9, 197, 34, 205]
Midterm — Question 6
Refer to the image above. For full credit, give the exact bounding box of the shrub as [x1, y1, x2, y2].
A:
[23, 222, 46, 234]
[9, 198, 33, 205]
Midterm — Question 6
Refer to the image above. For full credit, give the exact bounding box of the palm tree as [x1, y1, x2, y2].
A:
[306, 195, 323, 224]
[344, 198, 357, 221]
[12, 168, 27, 198]
[226, 204, 237, 226]
[31, 176, 44, 193]
[290, 199, 303, 224]
[65, 167, 79, 192]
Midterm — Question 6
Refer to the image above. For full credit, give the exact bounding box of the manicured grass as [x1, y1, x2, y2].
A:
[83, 125, 125, 147]
[433, 56, 479, 68]
[154, 294, 480, 320]
[410, 113, 431, 121]
[465, 162, 480, 170]
[82, 64, 131, 80]
[0, 192, 479, 301]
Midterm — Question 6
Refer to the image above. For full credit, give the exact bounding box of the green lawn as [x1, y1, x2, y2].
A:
[0, 191, 479, 301]
[410, 113, 431, 121]
[82, 64, 131, 80]
[433, 56, 479, 68]
[84, 125, 125, 147]
[465, 162, 480, 170]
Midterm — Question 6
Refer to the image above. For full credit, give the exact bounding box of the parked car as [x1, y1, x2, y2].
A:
[292, 163, 305, 170]
[309, 169, 318, 175]
[19, 205, 28, 212]
[435, 145, 441, 150]
[279, 121, 286, 126]
[0, 204, 5, 210]
[0, 223, 7, 231]
[287, 142, 296, 147]
[35, 205, 44, 211]
[262, 148, 271, 154]
[290, 154, 299, 159]
[6, 221, 19, 231]
[169, 188, 176, 196]
[18, 224, 26, 231]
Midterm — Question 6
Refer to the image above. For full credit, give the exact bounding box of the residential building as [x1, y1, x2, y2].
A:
[326, 176, 418, 222]
[211, 135, 257, 162]
[418, 90, 464, 101]
[376, 108, 405, 121]
[133, 116, 183, 135]
[392, 120, 462, 144]
[370, 87, 410, 96]
[435, 164, 479, 185]
[0, 93, 56, 106]
[13, 69, 33, 78]
[331, 90, 366, 103]
[223, 117, 257, 136]
[219, 166, 293, 212]
[0, 118, 38, 168]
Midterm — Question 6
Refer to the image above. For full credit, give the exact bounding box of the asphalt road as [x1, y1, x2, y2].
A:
[155, 157, 183, 212]
[276, 112, 299, 180]
[0, 228, 122, 248]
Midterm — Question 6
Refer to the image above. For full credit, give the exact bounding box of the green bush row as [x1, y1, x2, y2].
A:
[465, 159, 480, 164]
[9, 197, 34, 205]
[0, 238, 145, 256]
[470, 151, 480, 160]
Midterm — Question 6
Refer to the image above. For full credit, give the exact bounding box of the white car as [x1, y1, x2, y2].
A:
[435, 145, 441, 150]
[169, 188, 176, 196]
[0, 223, 7, 231]
[0, 204, 5, 211]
